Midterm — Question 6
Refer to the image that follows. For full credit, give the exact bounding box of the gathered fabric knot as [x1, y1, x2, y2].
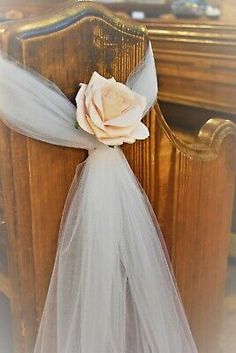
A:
[88, 144, 118, 156]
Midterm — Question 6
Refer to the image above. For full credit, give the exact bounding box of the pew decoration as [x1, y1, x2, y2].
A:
[0, 42, 198, 353]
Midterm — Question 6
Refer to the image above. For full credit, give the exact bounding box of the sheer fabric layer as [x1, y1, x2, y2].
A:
[0, 43, 157, 150]
[34, 146, 198, 353]
[0, 42, 198, 353]
[0, 54, 98, 149]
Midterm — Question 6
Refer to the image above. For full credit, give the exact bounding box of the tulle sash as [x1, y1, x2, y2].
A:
[0, 42, 198, 353]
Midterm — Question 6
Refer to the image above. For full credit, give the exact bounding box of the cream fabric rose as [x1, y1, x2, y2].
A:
[75, 72, 149, 146]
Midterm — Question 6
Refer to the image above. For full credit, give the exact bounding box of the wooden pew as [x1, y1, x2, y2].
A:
[145, 19, 236, 126]
[0, 2, 235, 353]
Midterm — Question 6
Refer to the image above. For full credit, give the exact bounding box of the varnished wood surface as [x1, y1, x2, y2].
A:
[1, 2, 236, 117]
[0, 291, 13, 353]
[0, 2, 235, 353]
[0, 179, 8, 276]
[151, 105, 236, 353]
[0, 2, 148, 353]
[97, 3, 236, 121]
[97, 1, 171, 18]
[145, 20, 236, 117]
[0, 1, 63, 19]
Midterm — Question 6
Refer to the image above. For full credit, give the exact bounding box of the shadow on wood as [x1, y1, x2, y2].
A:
[0, 2, 235, 353]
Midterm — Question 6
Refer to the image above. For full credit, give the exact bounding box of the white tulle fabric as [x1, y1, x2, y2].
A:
[0, 43, 198, 353]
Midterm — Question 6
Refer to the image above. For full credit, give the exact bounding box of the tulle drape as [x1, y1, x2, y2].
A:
[0, 43, 157, 150]
[33, 146, 198, 353]
[0, 42, 198, 353]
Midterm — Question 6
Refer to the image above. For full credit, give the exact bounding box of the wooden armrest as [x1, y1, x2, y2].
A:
[155, 101, 236, 167]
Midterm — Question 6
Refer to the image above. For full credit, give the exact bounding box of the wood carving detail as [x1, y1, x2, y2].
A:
[0, 3, 235, 353]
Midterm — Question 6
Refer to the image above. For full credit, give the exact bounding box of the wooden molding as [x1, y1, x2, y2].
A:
[142, 20, 236, 116]
[3, 2, 148, 42]
[97, 2, 171, 17]
[155, 101, 236, 163]
[147, 22, 236, 46]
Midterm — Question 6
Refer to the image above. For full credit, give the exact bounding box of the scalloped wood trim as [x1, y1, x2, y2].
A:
[3, 1, 148, 42]
[155, 101, 236, 164]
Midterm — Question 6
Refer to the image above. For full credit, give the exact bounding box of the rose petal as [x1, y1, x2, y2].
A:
[87, 72, 116, 92]
[108, 77, 116, 83]
[87, 118, 135, 142]
[87, 118, 108, 139]
[76, 84, 94, 134]
[99, 136, 125, 146]
[85, 83, 109, 127]
[87, 101, 106, 131]
[110, 82, 135, 97]
[92, 90, 104, 119]
[87, 72, 107, 91]
[101, 84, 135, 121]
[131, 122, 149, 140]
[91, 81, 131, 122]
[123, 136, 136, 144]
[104, 124, 140, 138]
[104, 105, 143, 127]
[76, 71, 148, 146]
[75, 83, 87, 106]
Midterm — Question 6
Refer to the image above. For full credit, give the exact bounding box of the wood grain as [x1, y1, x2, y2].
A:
[0, 3, 148, 353]
[145, 20, 236, 117]
[0, 2, 235, 353]
[152, 104, 236, 352]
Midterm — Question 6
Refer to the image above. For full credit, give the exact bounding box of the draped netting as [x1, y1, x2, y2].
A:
[0, 43, 198, 353]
